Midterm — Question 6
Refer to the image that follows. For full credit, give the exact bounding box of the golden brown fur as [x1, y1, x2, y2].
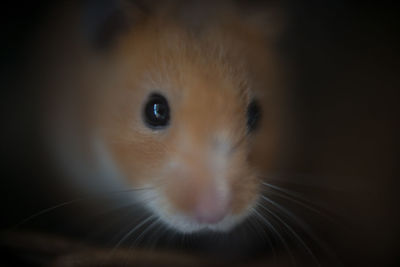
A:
[37, 0, 284, 233]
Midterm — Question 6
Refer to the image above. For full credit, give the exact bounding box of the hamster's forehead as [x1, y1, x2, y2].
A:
[112, 20, 252, 98]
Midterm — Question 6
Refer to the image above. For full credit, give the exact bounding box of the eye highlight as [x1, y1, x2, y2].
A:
[143, 93, 170, 129]
[247, 99, 261, 132]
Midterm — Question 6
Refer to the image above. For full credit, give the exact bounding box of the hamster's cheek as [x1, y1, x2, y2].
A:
[230, 170, 260, 215]
[99, 113, 170, 186]
[107, 141, 166, 185]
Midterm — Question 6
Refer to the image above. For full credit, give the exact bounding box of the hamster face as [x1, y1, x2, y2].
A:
[40, 1, 282, 234]
[93, 21, 266, 233]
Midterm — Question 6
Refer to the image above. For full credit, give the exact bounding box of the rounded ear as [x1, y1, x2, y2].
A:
[174, 0, 285, 40]
[83, 0, 150, 49]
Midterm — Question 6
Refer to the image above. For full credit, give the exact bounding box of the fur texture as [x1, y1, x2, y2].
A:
[39, 0, 284, 233]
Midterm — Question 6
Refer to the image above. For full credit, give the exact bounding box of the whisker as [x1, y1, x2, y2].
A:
[13, 198, 85, 229]
[246, 212, 277, 263]
[104, 209, 142, 247]
[260, 173, 348, 191]
[261, 181, 312, 203]
[261, 181, 338, 223]
[250, 206, 297, 267]
[81, 194, 159, 244]
[12, 186, 155, 229]
[259, 196, 321, 267]
[260, 195, 341, 266]
[112, 214, 156, 251]
[130, 217, 161, 248]
[143, 221, 167, 251]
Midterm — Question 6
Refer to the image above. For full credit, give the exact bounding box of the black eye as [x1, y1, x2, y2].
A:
[143, 93, 170, 129]
[247, 99, 261, 132]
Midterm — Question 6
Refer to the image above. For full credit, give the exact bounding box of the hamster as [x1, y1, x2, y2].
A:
[16, 1, 398, 266]
[36, 0, 284, 235]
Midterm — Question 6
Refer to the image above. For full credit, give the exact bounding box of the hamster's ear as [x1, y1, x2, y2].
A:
[235, 0, 286, 40]
[175, 0, 285, 40]
[83, 0, 150, 49]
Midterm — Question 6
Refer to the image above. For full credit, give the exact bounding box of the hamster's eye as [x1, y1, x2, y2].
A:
[143, 93, 170, 129]
[247, 99, 261, 132]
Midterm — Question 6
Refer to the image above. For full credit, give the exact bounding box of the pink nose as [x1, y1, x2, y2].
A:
[194, 190, 230, 224]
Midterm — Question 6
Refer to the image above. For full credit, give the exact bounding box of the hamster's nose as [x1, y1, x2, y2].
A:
[194, 186, 230, 224]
